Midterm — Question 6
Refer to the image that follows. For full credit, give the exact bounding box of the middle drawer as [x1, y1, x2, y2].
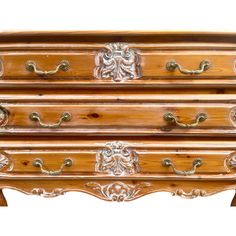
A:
[0, 103, 236, 136]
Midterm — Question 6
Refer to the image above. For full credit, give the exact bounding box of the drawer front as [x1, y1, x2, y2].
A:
[144, 54, 235, 78]
[0, 103, 236, 135]
[0, 53, 94, 78]
[1, 50, 236, 86]
[0, 140, 236, 177]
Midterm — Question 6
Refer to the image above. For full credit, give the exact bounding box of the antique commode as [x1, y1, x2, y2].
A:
[1, 31, 236, 206]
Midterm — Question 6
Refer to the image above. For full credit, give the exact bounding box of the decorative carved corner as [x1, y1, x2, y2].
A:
[0, 58, 3, 77]
[226, 152, 236, 169]
[31, 188, 65, 198]
[0, 152, 12, 172]
[229, 107, 236, 127]
[0, 106, 9, 127]
[172, 189, 207, 199]
[85, 182, 151, 202]
[95, 141, 140, 176]
[94, 43, 142, 82]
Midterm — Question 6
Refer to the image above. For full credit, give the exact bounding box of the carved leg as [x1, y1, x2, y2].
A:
[231, 191, 236, 207]
[0, 189, 7, 207]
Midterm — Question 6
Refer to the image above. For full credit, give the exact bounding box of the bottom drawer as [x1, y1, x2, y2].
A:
[0, 138, 236, 178]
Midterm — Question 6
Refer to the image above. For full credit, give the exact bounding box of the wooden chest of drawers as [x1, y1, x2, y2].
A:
[1, 31, 236, 206]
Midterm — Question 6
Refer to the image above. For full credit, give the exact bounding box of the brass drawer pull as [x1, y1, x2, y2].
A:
[26, 60, 69, 76]
[163, 112, 207, 128]
[166, 60, 211, 75]
[29, 112, 72, 128]
[33, 158, 73, 176]
[162, 158, 202, 176]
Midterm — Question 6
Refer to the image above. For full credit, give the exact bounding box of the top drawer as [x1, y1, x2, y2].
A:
[1, 44, 236, 87]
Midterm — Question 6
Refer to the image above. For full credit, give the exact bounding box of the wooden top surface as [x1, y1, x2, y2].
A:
[0, 31, 236, 43]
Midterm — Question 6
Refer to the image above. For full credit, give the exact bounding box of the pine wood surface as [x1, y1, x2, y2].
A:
[0, 31, 236, 205]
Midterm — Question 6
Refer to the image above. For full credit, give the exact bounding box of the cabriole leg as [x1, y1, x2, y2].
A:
[231, 191, 236, 207]
[0, 189, 7, 207]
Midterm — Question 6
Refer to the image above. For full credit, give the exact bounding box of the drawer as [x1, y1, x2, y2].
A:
[0, 53, 93, 79]
[1, 50, 236, 87]
[1, 138, 236, 178]
[0, 103, 236, 136]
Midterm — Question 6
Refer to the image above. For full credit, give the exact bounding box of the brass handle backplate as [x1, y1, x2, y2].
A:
[166, 60, 211, 75]
[163, 112, 207, 128]
[29, 112, 72, 128]
[162, 158, 202, 176]
[26, 60, 70, 76]
[33, 158, 73, 176]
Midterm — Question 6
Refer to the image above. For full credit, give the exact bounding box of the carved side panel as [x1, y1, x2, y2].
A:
[94, 43, 142, 82]
[95, 141, 140, 176]
[86, 182, 151, 202]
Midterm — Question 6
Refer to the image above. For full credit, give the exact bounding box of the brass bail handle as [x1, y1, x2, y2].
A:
[163, 112, 207, 128]
[166, 60, 211, 75]
[33, 158, 73, 176]
[162, 158, 202, 176]
[29, 112, 72, 128]
[26, 60, 70, 76]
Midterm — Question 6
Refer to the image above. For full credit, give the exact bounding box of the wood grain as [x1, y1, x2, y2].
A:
[0, 138, 235, 178]
[0, 103, 235, 136]
[0, 52, 236, 81]
[0, 31, 236, 205]
[0, 149, 232, 176]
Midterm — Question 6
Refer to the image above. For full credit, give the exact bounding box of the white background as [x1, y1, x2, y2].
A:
[0, 0, 236, 235]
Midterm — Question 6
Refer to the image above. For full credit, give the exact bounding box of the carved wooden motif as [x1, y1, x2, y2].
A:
[172, 189, 207, 199]
[226, 152, 236, 169]
[0, 59, 3, 77]
[94, 43, 142, 82]
[0, 107, 8, 127]
[95, 141, 140, 176]
[0, 153, 10, 171]
[31, 188, 65, 198]
[85, 182, 151, 202]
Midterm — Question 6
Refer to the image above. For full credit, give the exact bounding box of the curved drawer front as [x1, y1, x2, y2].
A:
[0, 139, 236, 178]
[0, 103, 235, 135]
[1, 50, 236, 86]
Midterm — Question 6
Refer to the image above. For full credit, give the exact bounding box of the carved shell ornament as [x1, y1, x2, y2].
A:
[95, 141, 140, 176]
[94, 43, 142, 82]
[86, 182, 151, 202]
